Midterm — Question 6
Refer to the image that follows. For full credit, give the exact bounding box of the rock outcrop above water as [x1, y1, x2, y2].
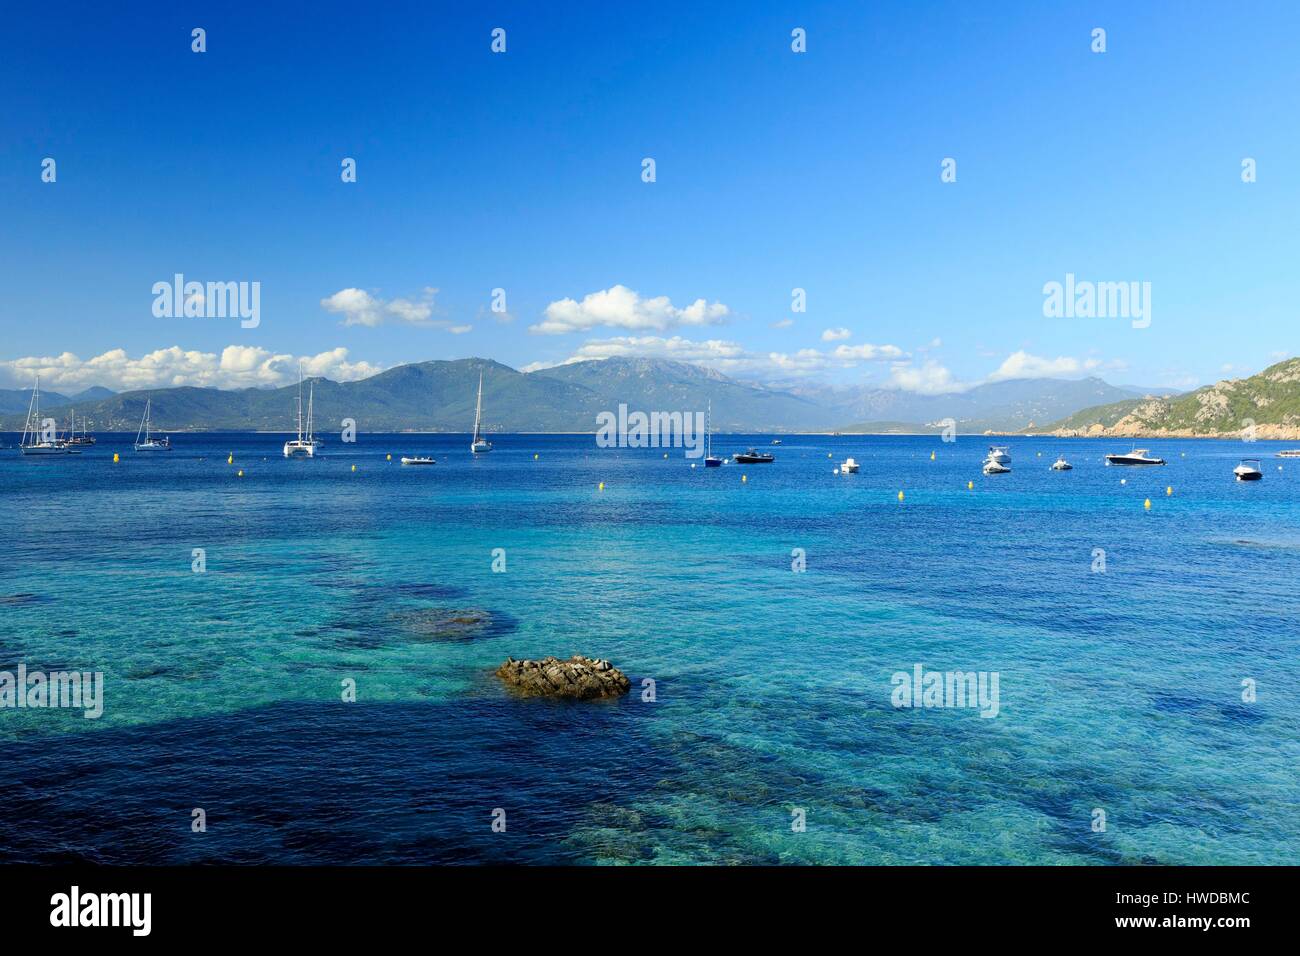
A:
[496, 656, 631, 700]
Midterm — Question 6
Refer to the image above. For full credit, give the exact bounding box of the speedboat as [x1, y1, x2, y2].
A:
[400, 456, 436, 466]
[840, 457, 859, 473]
[987, 445, 1011, 464]
[771, 439, 782, 445]
[1233, 458, 1263, 481]
[1277, 449, 1300, 459]
[733, 448, 774, 464]
[1050, 456, 1073, 471]
[1105, 448, 1165, 466]
[982, 458, 1010, 475]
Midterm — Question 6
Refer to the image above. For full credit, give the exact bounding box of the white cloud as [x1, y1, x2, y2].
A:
[770, 318, 794, 329]
[987, 350, 1101, 382]
[821, 327, 851, 342]
[1, 346, 383, 392]
[531, 285, 730, 335]
[321, 286, 439, 327]
[448, 325, 473, 334]
[886, 360, 967, 395]
[534, 335, 905, 377]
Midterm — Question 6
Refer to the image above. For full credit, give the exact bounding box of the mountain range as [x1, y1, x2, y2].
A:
[1038, 357, 1300, 439]
[0, 357, 1179, 434]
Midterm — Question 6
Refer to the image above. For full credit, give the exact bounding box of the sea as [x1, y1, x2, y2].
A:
[1, 432, 1297, 864]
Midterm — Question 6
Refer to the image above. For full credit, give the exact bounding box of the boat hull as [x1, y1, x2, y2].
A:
[1105, 456, 1164, 466]
[1235, 472, 1262, 481]
[733, 456, 774, 464]
[283, 442, 318, 458]
[20, 444, 74, 456]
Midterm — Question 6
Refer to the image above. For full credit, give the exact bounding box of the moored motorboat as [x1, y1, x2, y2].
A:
[400, 456, 436, 466]
[987, 445, 1011, 464]
[1050, 456, 1072, 471]
[1105, 448, 1165, 466]
[1277, 449, 1300, 459]
[982, 458, 1010, 475]
[1233, 458, 1263, 481]
[733, 448, 774, 464]
[840, 457, 859, 473]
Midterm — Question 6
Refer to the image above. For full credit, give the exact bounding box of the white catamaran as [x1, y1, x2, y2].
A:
[134, 398, 172, 451]
[20, 375, 74, 456]
[470, 370, 493, 453]
[284, 371, 321, 458]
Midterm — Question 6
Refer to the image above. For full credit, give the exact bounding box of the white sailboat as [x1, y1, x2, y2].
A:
[470, 370, 493, 453]
[20, 375, 74, 456]
[704, 399, 722, 467]
[283, 370, 321, 458]
[134, 398, 172, 451]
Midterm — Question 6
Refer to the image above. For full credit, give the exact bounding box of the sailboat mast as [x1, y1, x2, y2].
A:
[707, 400, 712, 458]
[306, 381, 314, 440]
[473, 371, 484, 441]
[21, 375, 39, 446]
[296, 370, 304, 442]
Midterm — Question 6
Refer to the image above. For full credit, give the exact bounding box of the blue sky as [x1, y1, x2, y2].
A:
[2, 0, 1298, 393]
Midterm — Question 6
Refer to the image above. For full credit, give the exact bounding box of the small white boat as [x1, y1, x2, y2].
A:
[1050, 456, 1073, 471]
[133, 398, 172, 451]
[987, 445, 1010, 464]
[283, 371, 321, 458]
[1233, 458, 1263, 481]
[19, 375, 75, 456]
[1106, 448, 1164, 466]
[1277, 449, 1300, 459]
[470, 370, 493, 453]
[839, 457, 859, 473]
[982, 457, 1010, 475]
[400, 456, 436, 466]
[703, 400, 722, 467]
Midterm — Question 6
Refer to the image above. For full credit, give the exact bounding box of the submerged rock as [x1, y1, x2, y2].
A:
[390, 608, 495, 642]
[496, 656, 631, 700]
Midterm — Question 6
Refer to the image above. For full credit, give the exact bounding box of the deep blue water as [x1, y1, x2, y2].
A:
[1, 431, 1297, 864]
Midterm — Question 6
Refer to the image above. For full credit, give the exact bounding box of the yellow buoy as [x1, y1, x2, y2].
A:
[1144, 498, 1151, 510]
[930, 451, 935, 461]
[1166, 486, 1172, 496]
[741, 475, 747, 483]
[386, 453, 391, 461]
[598, 481, 605, 490]
[227, 454, 233, 464]
[237, 469, 244, 477]
[112, 452, 119, 463]
[534, 453, 539, 460]
[967, 480, 973, 490]
[897, 490, 904, 502]
[663, 453, 668, 458]
[1036, 452, 1041, 457]
[827, 453, 833, 459]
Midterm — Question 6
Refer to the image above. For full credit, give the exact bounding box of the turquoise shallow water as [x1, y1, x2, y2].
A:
[1, 432, 1297, 864]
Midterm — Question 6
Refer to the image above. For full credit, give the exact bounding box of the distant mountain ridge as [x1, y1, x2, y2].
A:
[0, 385, 117, 415]
[1038, 358, 1300, 439]
[0, 357, 1181, 434]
